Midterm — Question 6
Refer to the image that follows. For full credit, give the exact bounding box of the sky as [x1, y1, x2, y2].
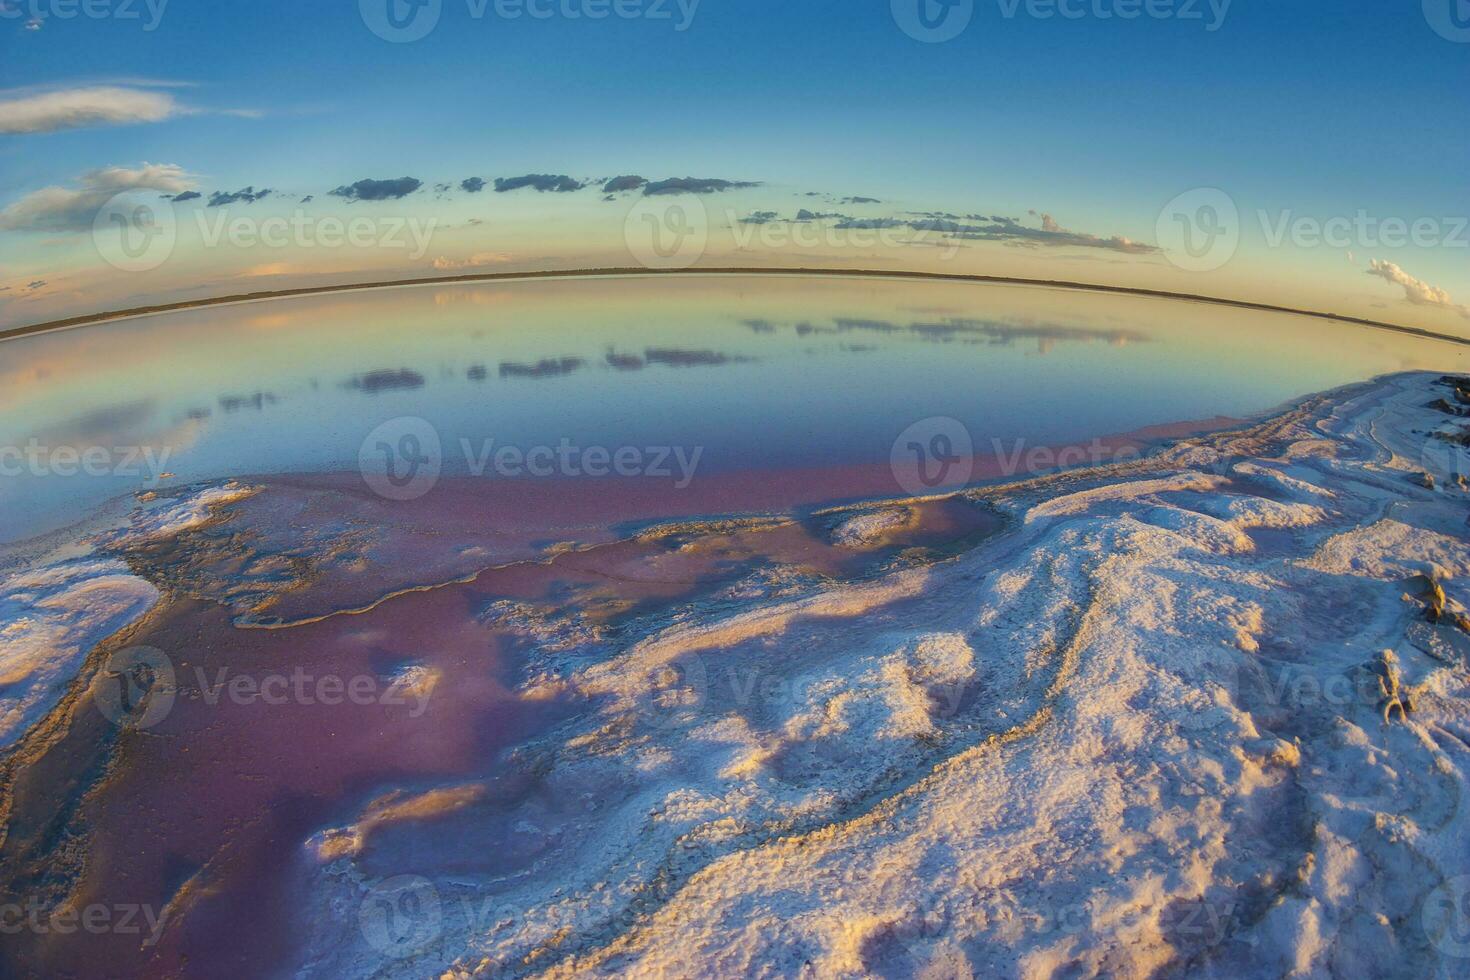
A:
[0, 0, 1467, 332]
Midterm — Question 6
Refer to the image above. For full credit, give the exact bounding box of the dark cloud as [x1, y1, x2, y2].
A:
[170, 190, 201, 202]
[330, 177, 423, 202]
[25, 279, 45, 290]
[643, 177, 759, 196]
[842, 196, 881, 204]
[434, 182, 452, 193]
[740, 210, 779, 224]
[795, 209, 844, 221]
[343, 369, 426, 393]
[467, 364, 488, 381]
[602, 175, 647, 193]
[461, 177, 486, 193]
[499, 357, 584, 379]
[817, 211, 1158, 254]
[741, 318, 777, 334]
[300, 194, 314, 203]
[493, 174, 585, 193]
[207, 186, 271, 207]
[832, 217, 906, 230]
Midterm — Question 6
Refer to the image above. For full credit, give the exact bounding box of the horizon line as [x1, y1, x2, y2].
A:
[3, 267, 1468, 348]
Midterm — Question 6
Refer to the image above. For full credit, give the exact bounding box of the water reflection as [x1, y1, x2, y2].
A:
[0, 274, 1465, 543]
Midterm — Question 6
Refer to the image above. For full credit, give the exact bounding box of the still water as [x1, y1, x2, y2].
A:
[1, 273, 1464, 542]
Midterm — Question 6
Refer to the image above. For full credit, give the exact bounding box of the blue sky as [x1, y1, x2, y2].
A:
[1, 0, 1467, 330]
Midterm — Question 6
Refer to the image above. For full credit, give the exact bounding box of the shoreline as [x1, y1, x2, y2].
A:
[4, 370, 1468, 977]
[5, 266, 1469, 348]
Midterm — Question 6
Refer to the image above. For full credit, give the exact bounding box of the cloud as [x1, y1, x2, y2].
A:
[831, 217, 906, 230]
[603, 175, 647, 193]
[0, 163, 195, 232]
[740, 211, 780, 224]
[207, 186, 271, 207]
[643, 177, 759, 195]
[171, 190, 201, 202]
[1365, 259, 1469, 316]
[493, 174, 586, 193]
[0, 86, 182, 134]
[329, 177, 423, 202]
[842, 196, 881, 204]
[461, 177, 486, 193]
[431, 252, 512, 270]
[820, 211, 1157, 254]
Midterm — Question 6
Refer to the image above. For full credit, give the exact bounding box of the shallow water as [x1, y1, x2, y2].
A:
[2, 273, 1464, 543]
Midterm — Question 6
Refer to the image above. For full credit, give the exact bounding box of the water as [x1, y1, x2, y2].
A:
[1, 273, 1464, 543]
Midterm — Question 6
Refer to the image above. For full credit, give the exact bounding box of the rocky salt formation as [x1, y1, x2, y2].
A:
[286, 372, 1470, 979]
[0, 485, 259, 750]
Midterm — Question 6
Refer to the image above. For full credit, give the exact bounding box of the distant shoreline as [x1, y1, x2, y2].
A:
[4, 266, 1469, 348]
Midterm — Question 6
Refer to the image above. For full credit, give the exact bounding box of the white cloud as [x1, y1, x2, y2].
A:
[1365, 259, 1469, 317]
[0, 164, 196, 233]
[0, 86, 183, 134]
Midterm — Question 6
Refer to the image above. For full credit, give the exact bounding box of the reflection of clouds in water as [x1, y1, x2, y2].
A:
[644, 348, 752, 368]
[30, 399, 157, 445]
[431, 289, 512, 309]
[499, 358, 584, 380]
[834, 317, 1150, 347]
[243, 313, 294, 330]
[603, 348, 754, 370]
[605, 351, 645, 371]
[219, 392, 279, 413]
[344, 369, 427, 394]
[753, 316, 1150, 350]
